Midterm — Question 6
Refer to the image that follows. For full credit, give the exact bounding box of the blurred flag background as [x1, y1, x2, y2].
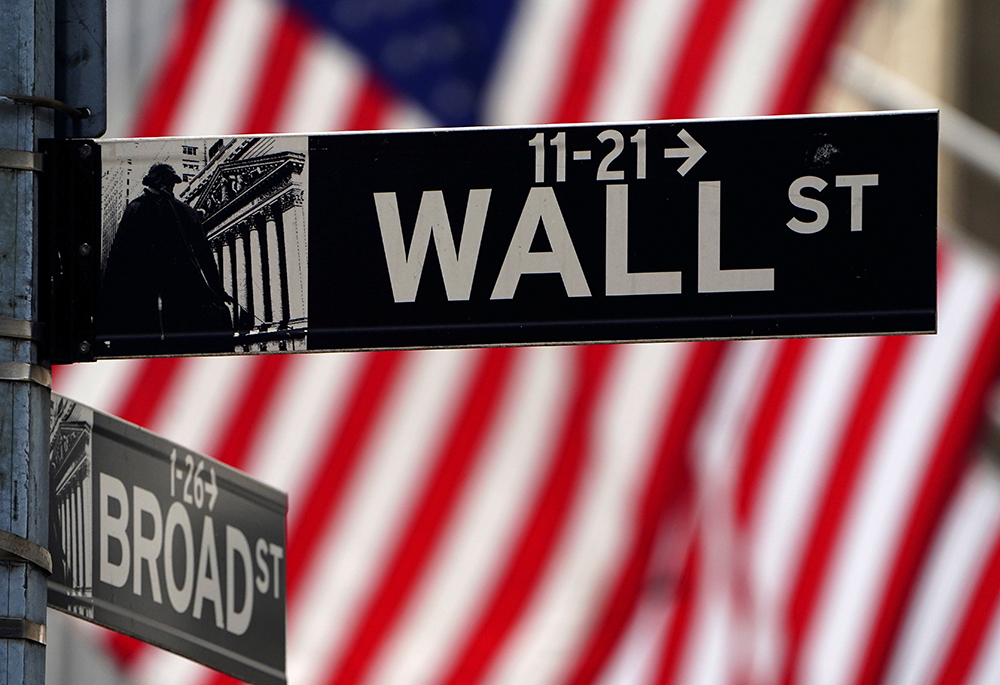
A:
[44, 1, 1000, 685]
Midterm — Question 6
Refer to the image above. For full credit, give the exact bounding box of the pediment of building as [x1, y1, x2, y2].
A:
[189, 151, 305, 229]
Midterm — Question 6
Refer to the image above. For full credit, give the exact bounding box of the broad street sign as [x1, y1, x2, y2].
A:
[42, 111, 937, 362]
[48, 394, 287, 685]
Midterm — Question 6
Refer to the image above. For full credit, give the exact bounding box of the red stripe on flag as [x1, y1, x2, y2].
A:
[132, 0, 222, 137]
[209, 355, 293, 468]
[240, 5, 312, 134]
[112, 358, 187, 429]
[658, 0, 743, 118]
[780, 334, 911, 685]
[323, 348, 518, 685]
[561, 342, 728, 685]
[771, 0, 862, 114]
[51, 365, 66, 387]
[654, 529, 704, 685]
[344, 76, 394, 131]
[736, 338, 812, 525]
[107, 631, 146, 669]
[437, 345, 617, 685]
[854, 295, 1000, 685]
[550, 0, 629, 124]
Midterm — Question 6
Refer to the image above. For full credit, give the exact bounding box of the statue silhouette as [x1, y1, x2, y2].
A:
[98, 163, 234, 354]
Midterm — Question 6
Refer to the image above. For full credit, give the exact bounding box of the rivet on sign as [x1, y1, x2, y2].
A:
[78, 341, 91, 356]
[78, 243, 91, 257]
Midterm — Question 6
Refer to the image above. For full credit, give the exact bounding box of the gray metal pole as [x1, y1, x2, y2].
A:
[0, 0, 53, 682]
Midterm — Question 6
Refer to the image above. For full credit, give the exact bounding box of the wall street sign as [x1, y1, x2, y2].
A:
[42, 110, 937, 362]
[48, 394, 287, 685]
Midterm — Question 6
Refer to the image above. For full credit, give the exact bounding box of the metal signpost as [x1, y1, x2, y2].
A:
[42, 110, 938, 363]
[2, 0, 105, 681]
[2, 3, 56, 684]
[48, 394, 287, 685]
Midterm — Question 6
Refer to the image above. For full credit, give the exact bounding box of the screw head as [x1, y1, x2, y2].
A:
[79, 145, 91, 159]
[78, 341, 91, 356]
[78, 242, 91, 257]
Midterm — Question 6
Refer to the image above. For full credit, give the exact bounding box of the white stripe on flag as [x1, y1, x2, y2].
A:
[131, 645, 213, 685]
[590, 0, 696, 122]
[278, 32, 367, 133]
[172, 0, 281, 135]
[697, 0, 817, 116]
[382, 100, 438, 131]
[242, 353, 364, 524]
[695, 339, 779, 485]
[484, 0, 588, 125]
[53, 359, 144, 416]
[143, 356, 253, 455]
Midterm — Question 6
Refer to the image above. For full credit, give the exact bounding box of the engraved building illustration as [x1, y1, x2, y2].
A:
[180, 137, 309, 352]
[49, 397, 95, 619]
[100, 136, 309, 354]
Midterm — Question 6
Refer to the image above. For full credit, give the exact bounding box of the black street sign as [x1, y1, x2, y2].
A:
[48, 394, 287, 685]
[42, 111, 937, 362]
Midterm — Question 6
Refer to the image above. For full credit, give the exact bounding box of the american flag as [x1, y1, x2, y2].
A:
[52, 1, 1000, 684]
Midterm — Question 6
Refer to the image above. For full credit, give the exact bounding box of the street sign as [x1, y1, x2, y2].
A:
[42, 110, 937, 362]
[48, 393, 287, 685]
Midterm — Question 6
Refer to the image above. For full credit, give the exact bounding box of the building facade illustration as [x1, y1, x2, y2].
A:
[181, 137, 309, 352]
[49, 398, 94, 620]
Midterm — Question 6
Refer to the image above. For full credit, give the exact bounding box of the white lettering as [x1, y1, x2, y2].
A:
[99, 473, 130, 588]
[269, 543, 284, 600]
[374, 189, 491, 302]
[836, 174, 879, 231]
[698, 181, 774, 293]
[164, 501, 194, 613]
[226, 525, 253, 636]
[605, 184, 681, 296]
[787, 176, 829, 234]
[192, 515, 224, 629]
[491, 187, 591, 299]
[255, 538, 270, 595]
[132, 486, 163, 604]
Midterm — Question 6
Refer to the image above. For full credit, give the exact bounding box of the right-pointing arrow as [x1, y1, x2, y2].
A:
[663, 129, 706, 176]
